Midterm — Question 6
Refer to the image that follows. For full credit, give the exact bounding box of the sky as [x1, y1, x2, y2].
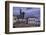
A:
[13, 7, 40, 19]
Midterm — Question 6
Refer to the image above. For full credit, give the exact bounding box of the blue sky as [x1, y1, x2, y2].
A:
[13, 7, 40, 19]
